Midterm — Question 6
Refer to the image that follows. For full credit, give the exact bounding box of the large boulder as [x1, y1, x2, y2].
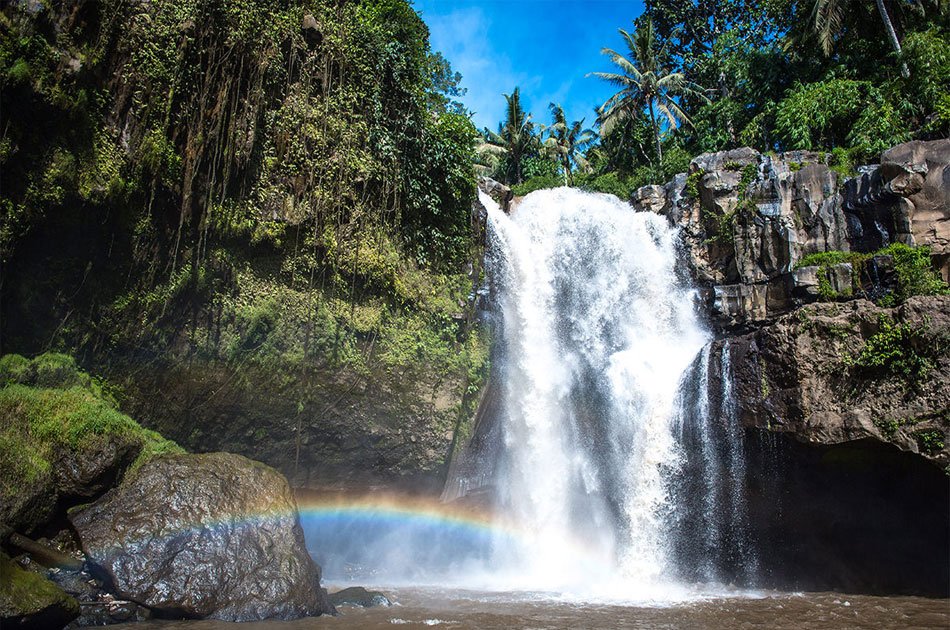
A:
[70, 452, 332, 621]
[0, 553, 80, 630]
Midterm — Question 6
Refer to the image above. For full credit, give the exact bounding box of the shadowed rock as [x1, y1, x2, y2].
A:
[70, 452, 332, 621]
[328, 586, 391, 608]
[0, 552, 79, 630]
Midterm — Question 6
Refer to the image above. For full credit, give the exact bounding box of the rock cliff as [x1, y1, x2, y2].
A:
[630, 139, 950, 327]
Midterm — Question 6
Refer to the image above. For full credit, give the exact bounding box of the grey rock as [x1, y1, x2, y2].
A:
[328, 586, 392, 608]
[70, 453, 331, 621]
[477, 177, 513, 214]
[631, 185, 666, 213]
[881, 140, 950, 276]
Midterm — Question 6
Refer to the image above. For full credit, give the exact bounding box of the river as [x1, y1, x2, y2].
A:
[114, 586, 949, 629]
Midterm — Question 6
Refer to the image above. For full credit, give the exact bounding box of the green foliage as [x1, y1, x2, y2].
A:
[878, 243, 950, 303]
[614, 0, 945, 167]
[511, 175, 563, 196]
[774, 79, 909, 160]
[797, 244, 948, 304]
[798, 249, 858, 266]
[915, 429, 945, 455]
[848, 315, 940, 382]
[685, 170, 704, 199]
[900, 28, 950, 137]
[521, 155, 561, 181]
[1, 0, 477, 273]
[828, 146, 857, 178]
[576, 172, 637, 198]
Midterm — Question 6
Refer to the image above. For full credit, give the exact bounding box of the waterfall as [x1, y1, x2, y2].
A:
[670, 342, 758, 586]
[480, 188, 713, 593]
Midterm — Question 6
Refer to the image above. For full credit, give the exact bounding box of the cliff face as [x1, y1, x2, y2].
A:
[630, 140, 950, 328]
[0, 0, 488, 492]
[720, 296, 949, 467]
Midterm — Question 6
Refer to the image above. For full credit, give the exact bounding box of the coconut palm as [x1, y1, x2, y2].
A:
[590, 19, 707, 163]
[807, 0, 912, 77]
[542, 103, 596, 186]
[477, 87, 537, 184]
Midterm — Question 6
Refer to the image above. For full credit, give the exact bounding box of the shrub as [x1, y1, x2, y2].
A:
[848, 315, 939, 382]
[797, 244, 947, 304]
[511, 174, 563, 196]
[914, 429, 945, 456]
[684, 170, 704, 200]
[878, 243, 949, 303]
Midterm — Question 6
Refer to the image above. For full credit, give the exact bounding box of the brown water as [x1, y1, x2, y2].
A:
[113, 587, 950, 629]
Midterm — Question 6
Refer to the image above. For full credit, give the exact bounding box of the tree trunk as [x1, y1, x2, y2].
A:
[649, 99, 663, 163]
[875, 0, 910, 78]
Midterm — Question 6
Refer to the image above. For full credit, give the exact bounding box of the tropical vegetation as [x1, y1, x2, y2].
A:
[480, 0, 948, 198]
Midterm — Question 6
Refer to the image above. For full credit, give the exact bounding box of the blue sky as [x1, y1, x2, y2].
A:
[414, 0, 646, 131]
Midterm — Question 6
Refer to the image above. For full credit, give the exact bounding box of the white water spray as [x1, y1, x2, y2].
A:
[481, 188, 710, 594]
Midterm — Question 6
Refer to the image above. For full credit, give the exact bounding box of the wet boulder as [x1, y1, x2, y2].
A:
[328, 586, 392, 608]
[70, 452, 332, 621]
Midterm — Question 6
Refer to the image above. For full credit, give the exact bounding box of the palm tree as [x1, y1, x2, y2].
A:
[478, 87, 537, 184]
[590, 19, 707, 163]
[806, 0, 910, 78]
[543, 103, 596, 186]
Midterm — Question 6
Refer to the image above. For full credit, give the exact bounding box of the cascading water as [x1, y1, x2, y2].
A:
[308, 187, 759, 598]
[480, 188, 718, 595]
[669, 341, 757, 586]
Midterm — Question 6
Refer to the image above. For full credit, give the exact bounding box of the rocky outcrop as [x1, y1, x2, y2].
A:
[849, 140, 950, 274]
[1, 553, 80, 630]
[477, 177, 513, 214]
[717, 295, 949, 466]
[70, 453, 332, 621]
[328, 586, 391, 608]
[0, 354, 178, 537]
[633, 140, 950, 327]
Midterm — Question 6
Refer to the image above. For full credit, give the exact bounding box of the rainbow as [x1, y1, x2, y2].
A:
[294, 491, 515, 538]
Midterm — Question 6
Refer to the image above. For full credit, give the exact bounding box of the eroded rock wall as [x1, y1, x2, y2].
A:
[631, 139, 950, 328]
[719, 296, 949, 467]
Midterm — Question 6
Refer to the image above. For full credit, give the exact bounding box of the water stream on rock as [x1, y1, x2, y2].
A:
[477, 187, 741, 598]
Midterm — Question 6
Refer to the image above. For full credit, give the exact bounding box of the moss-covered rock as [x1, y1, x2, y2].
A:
[0, 553, 80, 630]
[0, 353, 182, 534]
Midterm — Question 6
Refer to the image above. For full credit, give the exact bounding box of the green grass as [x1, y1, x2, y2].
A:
[0, 353, 182, 501]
